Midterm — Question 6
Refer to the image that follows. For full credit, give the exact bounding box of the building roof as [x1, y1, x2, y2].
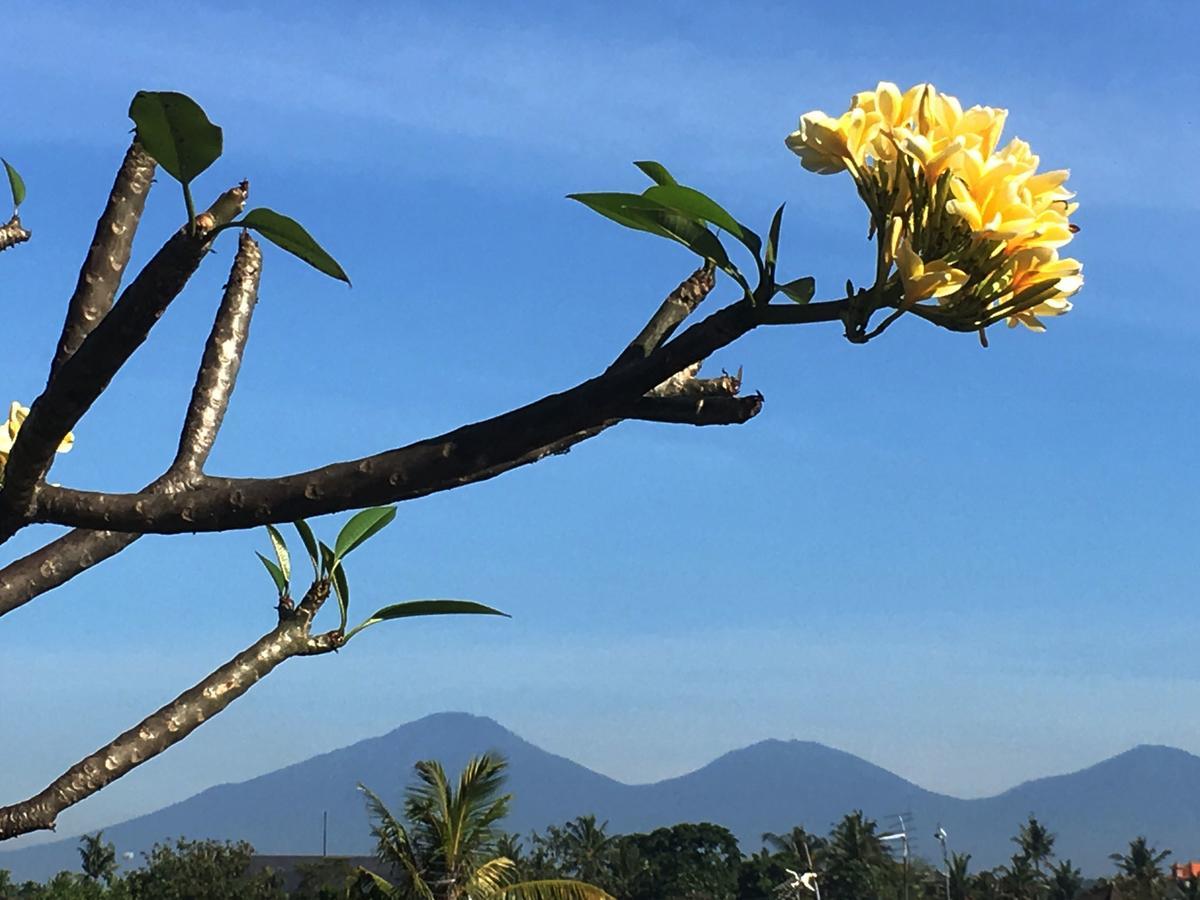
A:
[1173, 861, 1200, 880]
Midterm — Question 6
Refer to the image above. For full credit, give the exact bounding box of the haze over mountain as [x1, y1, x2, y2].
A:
[2, 713, 1196, 882]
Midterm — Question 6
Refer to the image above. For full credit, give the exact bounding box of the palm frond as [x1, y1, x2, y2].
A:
[470, 856, 517, 895]
[453, 754, 512, 857]
[492, 879, 616, 900]
[359, 783, 433, 898]
[350, 866, 400, 898]
[408, 760, 455, 861]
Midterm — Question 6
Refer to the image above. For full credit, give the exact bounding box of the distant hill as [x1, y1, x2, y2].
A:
[2, 713, 1197, 881]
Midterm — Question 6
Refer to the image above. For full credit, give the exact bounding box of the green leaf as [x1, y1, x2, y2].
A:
[238, 208, 350, 283]
[319, 541, 350, 627]
[256, 552, 288, 598]
[567, 192, 747, 291]
[3, 159, 26, 210]
[345, 600, 509, 640]
[765, 204, 786, 273]
[334, 506, 396, 561]
[642, 184, 761, 257]
[778, 276, 815, 304]
[128, 91, 222, 186]
[292, 519, 320, 577]
[265, 524, 290, 585]
[567, 192, 676, 237]
[633, 160, 678, 186]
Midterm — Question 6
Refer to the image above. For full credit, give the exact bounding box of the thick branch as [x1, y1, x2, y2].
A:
[172, 231, 262, 476]
[32, 298, 850, 534]
[0, 580, 334, 840]
[0, 184, 248, 536]
[0, 214, 31, 253]
[0, 528, 139, 617]
[49, 142, 156, 382]
[0, 239, 263, 618]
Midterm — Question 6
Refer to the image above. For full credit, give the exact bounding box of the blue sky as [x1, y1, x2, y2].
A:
[2, 0, 1198, 848]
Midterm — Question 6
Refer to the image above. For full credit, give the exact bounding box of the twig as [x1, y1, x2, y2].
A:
[0, 214, 31, 253]
[610, 262, 715, 368]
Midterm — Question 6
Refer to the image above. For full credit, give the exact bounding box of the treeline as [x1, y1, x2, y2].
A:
[506, 811, 1187, 900]
[2, 813, 1188, 899]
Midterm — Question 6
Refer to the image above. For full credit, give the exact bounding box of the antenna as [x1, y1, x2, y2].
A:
[879, 812, 913, 900]
[934, 824, 951, 900]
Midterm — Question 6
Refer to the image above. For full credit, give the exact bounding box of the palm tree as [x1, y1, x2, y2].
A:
[1046, 859, 1082, 900]
[761, 826, 826, 869]
[558, 816, 612, 885]
[1109, 836, 1171, 900]
[1014, 816, 1056, 878]
[946, 851, 971, 900]
[78, 830, 117, 885]
[359, 752, 613, 900]
[1000, 853, 1041, 900]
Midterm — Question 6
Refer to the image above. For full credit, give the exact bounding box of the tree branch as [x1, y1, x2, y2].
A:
[171, 231, 262, 476]
[0, 236, 264, 618]
[30, 297, 850, 534]
[49, 142, 156, 382]
[0, 579, 336, 840]
[0, 183, 248, 537]
[629, 393, 763, 425]
[0, 214, 31, 253]
[610, 262, 715, 368]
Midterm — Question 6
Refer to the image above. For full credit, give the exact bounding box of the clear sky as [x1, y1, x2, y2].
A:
[2, 0, 1198, 848]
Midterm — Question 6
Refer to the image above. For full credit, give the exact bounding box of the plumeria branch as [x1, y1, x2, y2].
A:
[0, 214, 31, 253]
[0, 577, 340, 841]
[49, 142, 156, 382]
[0, 234, 263, 618]
[26, 295, 849, 536]
[0, 182, 249, 539]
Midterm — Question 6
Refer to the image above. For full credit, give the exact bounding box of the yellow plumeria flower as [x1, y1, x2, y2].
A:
[788, 82, 1083, 334]
[785, 107, 881, 174]
[995, 246, 1083, 331]
[0, 401, 74, 478]
[890, 224, 969, 306]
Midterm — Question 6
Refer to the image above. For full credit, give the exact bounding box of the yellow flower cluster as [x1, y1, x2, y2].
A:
[785, 82, 1082, 332]
[0, 401, 74, 483]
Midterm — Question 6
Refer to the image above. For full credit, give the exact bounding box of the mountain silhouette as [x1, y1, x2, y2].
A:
[2, 713, 1196, 881]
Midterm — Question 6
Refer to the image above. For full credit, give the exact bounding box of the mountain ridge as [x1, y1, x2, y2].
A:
[2, 712, 1196, 882]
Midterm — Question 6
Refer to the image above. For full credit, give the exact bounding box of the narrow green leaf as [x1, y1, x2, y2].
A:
[333, 565, 349, 626]
[642, 184, 760, 255]
[567, 192, 676, 238]
[238, 208, 350, 283]
[633, 160, 678, 186]
[364, 600, 509, 627]
[292, 519, 320, 577]
[779, 276, 816, 304]
[265, 524, 290, 585]
[127, 91, 222, 185]
[256, 552, 288, 597]
[3, 159, 26, 210]
[765, 204, 786, 273]
[568, 193, 749, 295]
[334, 506, 397, 561]
[319, 541, 350, 627]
